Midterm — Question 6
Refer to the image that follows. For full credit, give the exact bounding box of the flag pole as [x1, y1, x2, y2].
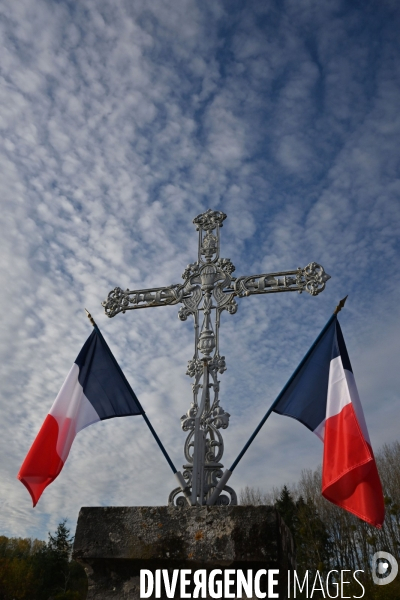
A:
[207, 296, 348, 505]
[85, 310, 192, 505]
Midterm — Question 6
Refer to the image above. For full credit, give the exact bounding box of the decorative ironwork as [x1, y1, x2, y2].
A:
[102, 209, 330, 506]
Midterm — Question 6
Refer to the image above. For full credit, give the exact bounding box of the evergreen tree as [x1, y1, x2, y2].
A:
[40, 520, 73, 598]
[295, 495, 331, 572]
[275, 485, 297, 532]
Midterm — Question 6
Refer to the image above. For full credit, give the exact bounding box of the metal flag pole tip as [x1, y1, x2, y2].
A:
[85, 308, 96, 327]
[334, 295, 348, 315]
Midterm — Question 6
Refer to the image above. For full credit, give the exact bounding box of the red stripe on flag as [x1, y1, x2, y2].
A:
[322, 403, 385, 528]
[17, 414, 64, 507]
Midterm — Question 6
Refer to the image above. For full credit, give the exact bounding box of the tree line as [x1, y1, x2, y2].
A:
[240, 440, 400, 598]
[0, 520, 87, 600]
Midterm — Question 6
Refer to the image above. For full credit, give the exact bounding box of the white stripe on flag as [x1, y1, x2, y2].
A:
[313, 356, 371, 444]
[49, 363, 100, 461]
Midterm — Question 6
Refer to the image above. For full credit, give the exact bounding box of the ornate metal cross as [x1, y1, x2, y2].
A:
[102, 210, 330, 506]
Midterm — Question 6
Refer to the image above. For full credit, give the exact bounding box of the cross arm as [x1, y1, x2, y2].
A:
[233, 262, 330, 298]
[102, 283, 186, 318]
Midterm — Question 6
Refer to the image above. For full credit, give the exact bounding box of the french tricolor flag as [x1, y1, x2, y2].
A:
[18, 329, 143, 506]
[273, 316, 385, 528]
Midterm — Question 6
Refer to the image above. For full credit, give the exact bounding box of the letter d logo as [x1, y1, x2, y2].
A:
[372, 551, 398, 585]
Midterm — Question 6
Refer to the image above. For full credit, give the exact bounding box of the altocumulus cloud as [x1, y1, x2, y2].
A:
[0, 0, 399, 539]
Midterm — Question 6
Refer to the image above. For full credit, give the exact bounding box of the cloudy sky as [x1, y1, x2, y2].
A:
[1, 0, 399, 541]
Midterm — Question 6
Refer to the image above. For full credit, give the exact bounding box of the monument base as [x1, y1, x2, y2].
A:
[73, 505, 295, 600]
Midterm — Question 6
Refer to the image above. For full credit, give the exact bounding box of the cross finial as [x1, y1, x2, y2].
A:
[193, 209, 227, 230]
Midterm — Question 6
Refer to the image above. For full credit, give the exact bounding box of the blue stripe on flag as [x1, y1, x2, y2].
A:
[272, 318, 337, 431]
[75, 331, 142, 420]
[334, 320, 352, 373]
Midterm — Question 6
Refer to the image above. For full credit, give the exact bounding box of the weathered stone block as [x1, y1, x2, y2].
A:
[73, 505, 295, 599]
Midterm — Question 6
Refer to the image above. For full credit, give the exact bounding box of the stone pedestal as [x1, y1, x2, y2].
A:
[73, 505, 295, 600]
